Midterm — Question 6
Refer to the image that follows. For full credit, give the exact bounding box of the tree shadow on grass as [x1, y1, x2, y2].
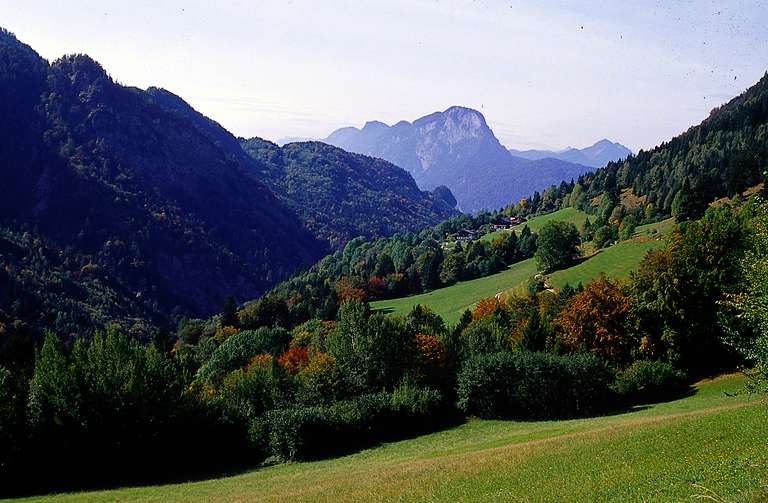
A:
[481, 383, 697, 424]
[604, 382, 697, 417]
[5, 413, 469, 500]
[293, 411, 468, 463]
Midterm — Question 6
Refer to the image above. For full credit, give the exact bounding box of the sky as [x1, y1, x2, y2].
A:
[2, 0, 768, 151]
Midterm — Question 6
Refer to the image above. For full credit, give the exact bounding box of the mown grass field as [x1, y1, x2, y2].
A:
[16, 374, 767, 503]
[481, 207, 589, 243]
[372, 258, 538, 325]
[375, 215, 675, 324]
[548, 240, 662, 289]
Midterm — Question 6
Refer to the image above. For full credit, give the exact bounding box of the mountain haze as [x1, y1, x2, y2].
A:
[324, 107, 594, 212]
[509, 139, 632, 168]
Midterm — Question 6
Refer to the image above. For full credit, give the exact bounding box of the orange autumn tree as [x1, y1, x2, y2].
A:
[246, 353, 274, 372]
[214, 325, 240, 344]
[277, 346, 309, 374]
[411, 333, 447, 384]
[367, 276, 387, 298]
[472, 296, 505, 320]
[335, 276, 367, 303]
[553, 276, 637, 364]
[297, 352, 343, 403]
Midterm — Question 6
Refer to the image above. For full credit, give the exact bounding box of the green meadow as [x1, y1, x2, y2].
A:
[372, 258, 538, 325]
[374, 214, 674, 324]
[17, 374, 767, 503]
[481, 207, 590, 242]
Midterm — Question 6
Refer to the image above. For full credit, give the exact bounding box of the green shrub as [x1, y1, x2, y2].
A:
[613, 360, 688, 404]
[456, 351, 614, 419]
[196, 327, 290, 384]
[534, 221, 581, 272]
[250, 392, 389, 461]
[593, 224, 617, 249]
[214, 360, 286, 424]
[390, 379, 442, 416]
[251, 385, 443, 461]
[459, 317, 513, 358]
[327, 301, 414, 392]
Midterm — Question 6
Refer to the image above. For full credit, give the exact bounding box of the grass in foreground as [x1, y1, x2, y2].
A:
[17, 374, 767, 502]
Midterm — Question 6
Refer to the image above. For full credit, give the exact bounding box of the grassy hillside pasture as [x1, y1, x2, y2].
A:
[544, 218, 673, 289]
[480, 207, 589, 243]
[372, 259, 537, 325]
[16, 375, 767, 503]
[548, 240, 664, 289]
[376, 217, 675, 324]
[633, 217, 676, 239]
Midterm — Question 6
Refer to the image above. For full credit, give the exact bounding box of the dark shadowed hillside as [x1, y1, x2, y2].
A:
[139, 88, 458, 249]
[241, 138, 459, 248]
[0, 29, 325, 327]
[0, 29, 470, 338]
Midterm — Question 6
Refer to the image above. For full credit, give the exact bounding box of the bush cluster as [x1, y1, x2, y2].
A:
[456, 351, 614, 419]
[613, 360, 688, 404]
[251, 383, 443, 461]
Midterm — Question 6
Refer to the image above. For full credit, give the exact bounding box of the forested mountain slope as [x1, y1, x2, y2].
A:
[0, 29, 325, 327]
[242, 138, 459, 248]
[520, 73, 768, 221]
[0, 28, 469, 343]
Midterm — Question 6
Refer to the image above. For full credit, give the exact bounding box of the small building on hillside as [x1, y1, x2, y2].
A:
[489, 215, 527, 231]
[455, 229, 481, 241]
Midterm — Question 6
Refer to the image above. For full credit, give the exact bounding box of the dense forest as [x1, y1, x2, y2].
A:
[242, 138, 458, 249]
[0, 29, 324, 322]
[254, 212, 538, 323]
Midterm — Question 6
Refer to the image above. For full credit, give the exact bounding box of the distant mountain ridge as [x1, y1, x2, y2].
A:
[276, 136, 315, 146]
[508, 139, 632, 168]
[324, 106, 595, 212]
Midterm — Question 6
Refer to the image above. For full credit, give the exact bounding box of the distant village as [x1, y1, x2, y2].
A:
[450, 215, 527, 243]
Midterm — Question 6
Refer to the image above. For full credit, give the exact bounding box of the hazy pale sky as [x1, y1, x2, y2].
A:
[3, 0, 767, 151]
